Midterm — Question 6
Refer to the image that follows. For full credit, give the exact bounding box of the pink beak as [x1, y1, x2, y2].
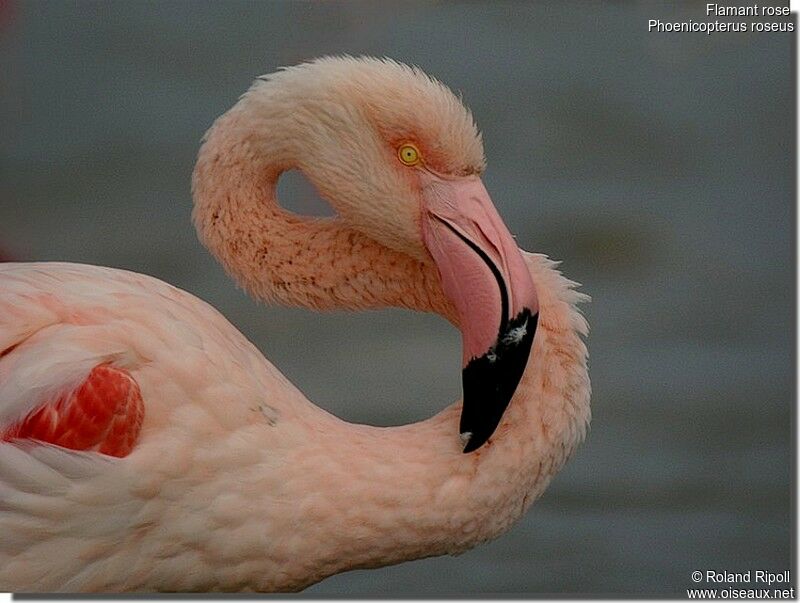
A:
[421, 173, 538, 452]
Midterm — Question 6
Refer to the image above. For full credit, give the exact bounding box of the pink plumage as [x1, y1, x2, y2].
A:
[0, 57, 590, 592]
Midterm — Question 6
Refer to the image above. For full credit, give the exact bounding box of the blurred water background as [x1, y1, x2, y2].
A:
[0, 1, 793, 596]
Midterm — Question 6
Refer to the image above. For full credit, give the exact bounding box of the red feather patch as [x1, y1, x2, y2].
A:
[1, 364, 144, 457]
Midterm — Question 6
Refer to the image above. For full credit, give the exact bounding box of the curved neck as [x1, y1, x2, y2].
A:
[190, 107, 589, 592]
[192, 110, 453, 320]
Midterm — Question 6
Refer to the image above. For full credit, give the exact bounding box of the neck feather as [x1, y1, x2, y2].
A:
[192, 110, 453, 319]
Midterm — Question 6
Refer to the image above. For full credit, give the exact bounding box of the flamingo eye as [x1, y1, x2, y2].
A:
[397, 143, 421, 166]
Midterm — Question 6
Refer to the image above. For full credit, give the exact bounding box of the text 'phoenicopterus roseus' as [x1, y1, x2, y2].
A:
[0, 57, 590, 592]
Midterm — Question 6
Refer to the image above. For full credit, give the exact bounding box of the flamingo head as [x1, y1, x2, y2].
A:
[247, 57, 539, 452]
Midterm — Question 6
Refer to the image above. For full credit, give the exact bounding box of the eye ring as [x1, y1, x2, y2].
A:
[397, 143, 421, 166]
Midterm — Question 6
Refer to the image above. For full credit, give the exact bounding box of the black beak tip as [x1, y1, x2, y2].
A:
[459, 309, 538, 454]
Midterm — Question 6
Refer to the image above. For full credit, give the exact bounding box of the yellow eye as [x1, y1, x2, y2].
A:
[397, 143, 421, 166]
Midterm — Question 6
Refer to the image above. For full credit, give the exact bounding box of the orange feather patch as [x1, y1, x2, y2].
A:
[1, 365, 144, 457]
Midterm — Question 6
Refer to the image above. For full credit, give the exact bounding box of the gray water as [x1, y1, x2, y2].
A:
[0, 2, 793, 596]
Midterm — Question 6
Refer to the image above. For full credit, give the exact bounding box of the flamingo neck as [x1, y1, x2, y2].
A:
[192, 110, 453, 319]
[191, 103, 589, 592]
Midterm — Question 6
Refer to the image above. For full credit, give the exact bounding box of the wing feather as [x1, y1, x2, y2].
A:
[0, 264, 145, 455]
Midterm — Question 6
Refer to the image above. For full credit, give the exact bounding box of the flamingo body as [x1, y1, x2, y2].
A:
[0, 262, 303, 590]
[0, 57, 591, 592]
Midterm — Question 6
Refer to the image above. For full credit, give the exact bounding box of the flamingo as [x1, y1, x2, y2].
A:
[0, 56, 590, 592]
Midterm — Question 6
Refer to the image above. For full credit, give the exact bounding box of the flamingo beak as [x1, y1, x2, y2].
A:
[420, 173, 539, 453]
